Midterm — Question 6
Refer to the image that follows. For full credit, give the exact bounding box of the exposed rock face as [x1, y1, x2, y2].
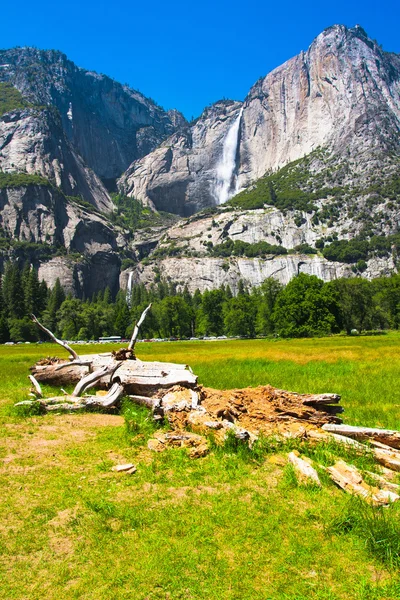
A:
[120, 25, 400, 215]
[120, 201, 398, 293]
[0, 48, 186, 181]
[119, 101, 243, 216]
[158, 207, 319, 252]
[0, 184, 130, 296]
[122, 255, 350, 294]
[38, 253, 121, 298]
[0, 109, 112, 212]
[0, 184, 68, 246]
[238, 24, 400, 185]
[122, 253, 397, 294]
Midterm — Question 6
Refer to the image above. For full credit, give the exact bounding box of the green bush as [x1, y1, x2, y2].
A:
[0, 82, 30, 116]
[212, 238, 287, 258]
[0, 172, 51, 189]
[109, 193, 177, 233]
[322, 233, 400, 264]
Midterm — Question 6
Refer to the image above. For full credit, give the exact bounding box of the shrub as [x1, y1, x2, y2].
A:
[0, 82, 30, 116]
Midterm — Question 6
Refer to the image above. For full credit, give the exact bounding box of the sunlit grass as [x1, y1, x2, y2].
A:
[1, 335, 400, 598]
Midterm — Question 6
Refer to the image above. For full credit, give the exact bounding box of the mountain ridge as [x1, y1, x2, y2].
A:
[1, 25, 400, 297]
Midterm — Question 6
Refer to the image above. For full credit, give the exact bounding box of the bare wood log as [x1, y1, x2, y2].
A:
[54, 360, 93, 371]
[32, 355, 197, 396]
[127, 395, 161, 410]
[330, 433, 367, 450]
[332, 438, 400, 472]
[45, 403, 84, 412]
[28, 374, 42, 398]
[128, 303, 152, 351]
[90, 382, 124, 408]
[308, 429, 369, 450]
[301, 393, 341, 406]
[370, 441, 400, 472]
[31, 314, 79, 360]
[327, 459, 399, 505]
[365, 471, 400, 494]
[288, 452, 321, 486]
[72, 362, 122, 397]
[112, 463, 136, 473]
[272, 389, 341, 407]
[15, 400, 41, 407]
[17, 381, 125, 412]
[322, 424, 400, 450]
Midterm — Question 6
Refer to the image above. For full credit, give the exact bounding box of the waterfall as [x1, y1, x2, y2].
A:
[126, 272, 133, 307]
[214, 106, 243, 205]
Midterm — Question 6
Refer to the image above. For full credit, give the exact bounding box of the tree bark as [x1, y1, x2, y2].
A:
[322, 424, 400, 450]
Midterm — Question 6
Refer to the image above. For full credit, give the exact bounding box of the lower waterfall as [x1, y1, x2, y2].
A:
[214, 106, 243, 205]
[126, 271, 133, 307]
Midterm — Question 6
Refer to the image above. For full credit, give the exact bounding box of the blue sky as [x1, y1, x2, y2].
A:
[2, 0, 399, 119]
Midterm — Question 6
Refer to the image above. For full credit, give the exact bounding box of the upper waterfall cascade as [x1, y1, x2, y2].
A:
[214, 107, 243, 205]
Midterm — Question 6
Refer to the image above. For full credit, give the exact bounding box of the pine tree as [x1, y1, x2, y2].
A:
[23, 266, 41, 315]
[2, 262, 25, 319]
[0, 277, 9, 343]
[103, 287, 112, 305]
[44, 278, 66, 331]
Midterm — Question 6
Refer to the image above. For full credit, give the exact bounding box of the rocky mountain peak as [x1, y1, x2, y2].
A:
[121, 23, 400, 216]
[2, 26, 400, 298]
[0, 47, 187, 181]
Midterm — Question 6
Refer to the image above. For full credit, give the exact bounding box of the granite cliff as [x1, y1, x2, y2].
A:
[120, 25, 400, 217]
[1, 26, 400, 296]
[0, 48, 186, 184]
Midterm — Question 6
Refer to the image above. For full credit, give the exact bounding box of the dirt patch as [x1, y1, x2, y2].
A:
[1, 413, 124, 469]
[202, 385, 339, 434]
[165, 384, 341, 441]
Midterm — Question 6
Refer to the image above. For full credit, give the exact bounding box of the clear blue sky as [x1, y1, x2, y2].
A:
[2, 0, 399, 119]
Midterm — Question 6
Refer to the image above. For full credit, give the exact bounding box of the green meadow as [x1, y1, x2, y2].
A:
[1, 334, 400, 599]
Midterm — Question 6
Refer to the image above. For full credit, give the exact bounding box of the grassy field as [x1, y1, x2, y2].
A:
[1, 334, 400, 599]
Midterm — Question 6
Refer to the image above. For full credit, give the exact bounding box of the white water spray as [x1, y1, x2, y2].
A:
[126, 271, 133, 307]
[214, 107, 243, 205]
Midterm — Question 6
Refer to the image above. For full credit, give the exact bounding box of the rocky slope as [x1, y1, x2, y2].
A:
[0, 181, 133, 297]
[120, 205, 397, 294]
[0, 48, 186, 183]
[0, 107, 111, 212]
[0, 48, 185, 295]
[2, 26, 400, 296]
[120, 25, 400, 219]
[119, 100, 243, 216]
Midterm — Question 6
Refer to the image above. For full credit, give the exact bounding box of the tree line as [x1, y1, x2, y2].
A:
[2, 261, 400, 343]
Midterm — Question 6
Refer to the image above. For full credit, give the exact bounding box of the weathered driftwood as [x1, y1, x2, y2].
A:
[71, 362, 122, 397]
[271, 389, 343, 416]
[369, 441, 400, 472]
[288, 452, 321, 486]
[28, 374, 42, 398]
[16, 381, 125, 412]
[128, 303, 152, 351]
[327, 459, 399, 506]
[322, 423, 400, 450]
[366, 471, 400, 494]
[32, 354, 197, 396]
[313, 429, 400, 473]
[31, 314, 79, 360]
[112, 463, 136, 474]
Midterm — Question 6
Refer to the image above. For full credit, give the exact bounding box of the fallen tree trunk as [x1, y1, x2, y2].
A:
[288, 452, 321, 486]
[322, 424, 400, 450]
[32, 355, 197, 396]
[326, 459, 399, 506]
